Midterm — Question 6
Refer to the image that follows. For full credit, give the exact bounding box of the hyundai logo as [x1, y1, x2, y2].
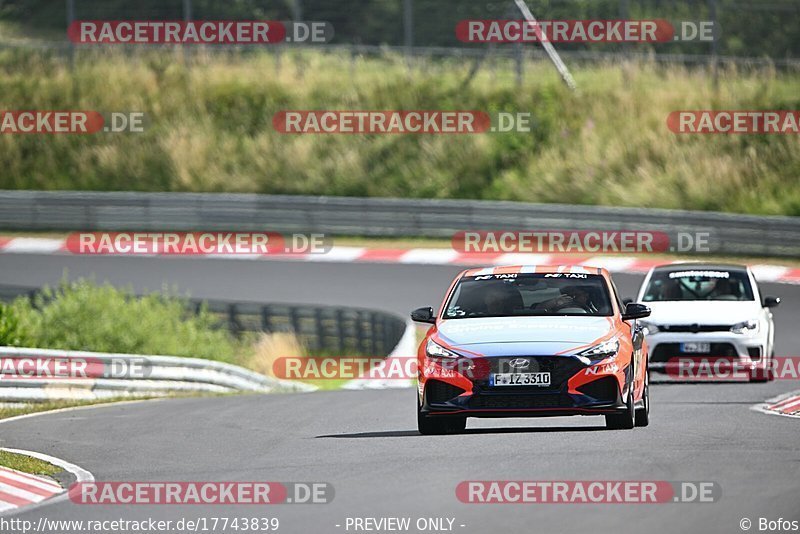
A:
[508, 358, 530, 369]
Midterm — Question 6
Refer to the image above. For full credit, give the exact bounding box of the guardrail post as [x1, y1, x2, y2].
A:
[66, 0, 76, 67]
[182, 0, 193, 64]
[335, 309, 346, 354]
[369, 312, 378, 356]
[228, 304, 242, 336]
[261, 305, 273, 332]
[356, 311, 367, 354]
[290, 307, 301, 338]
[708, 0, 719, 90]
[403, 0, 413, 66]
[314, 307, 324, 352]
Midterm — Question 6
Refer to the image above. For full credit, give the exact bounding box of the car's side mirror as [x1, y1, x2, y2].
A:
[622, 298, 633, 306]
[622, 303, 651, 321]
[764, 296, 781, 308]
[411, 306, 436, 324]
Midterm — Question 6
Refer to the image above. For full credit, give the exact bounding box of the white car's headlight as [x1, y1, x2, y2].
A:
[576, 337, 619, 364]
[426, 339, 460, 359]
[639, 321, 660, 335]
[730, 320, 760, 335]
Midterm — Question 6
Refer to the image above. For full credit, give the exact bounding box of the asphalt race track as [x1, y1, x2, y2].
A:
[0, 254, 798, 534]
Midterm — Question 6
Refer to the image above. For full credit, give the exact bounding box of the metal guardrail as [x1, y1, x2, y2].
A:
[0, 346, 315, 402]
[0, 190, 799, 257]
[0, 284, 407, 357]
[199, 301, 407, 356]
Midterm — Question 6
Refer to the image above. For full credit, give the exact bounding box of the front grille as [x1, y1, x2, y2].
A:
[468, 393, 569, 410]
[651, 343, 738, 363]
[425, 380, 465, 404]
[475, 356, 585, 390]
[577, 376, 619, 402]
[660, 324, 732, 333]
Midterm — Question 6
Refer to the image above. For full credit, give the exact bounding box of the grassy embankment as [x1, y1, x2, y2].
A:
[0, 48, 798, 215]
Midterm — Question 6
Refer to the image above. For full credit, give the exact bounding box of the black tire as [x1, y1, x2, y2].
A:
[606, 373, 636, 430]
[635, 367, 650, 427]
[417, 397, 466, 435]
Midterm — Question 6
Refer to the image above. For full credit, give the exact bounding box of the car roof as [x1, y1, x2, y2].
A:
[651, 262, 748, 273]
[462, 265, 610, 277]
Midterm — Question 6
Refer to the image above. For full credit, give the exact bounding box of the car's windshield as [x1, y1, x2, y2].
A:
[443, 273, 613, 319]
[642, 269, 754, 302]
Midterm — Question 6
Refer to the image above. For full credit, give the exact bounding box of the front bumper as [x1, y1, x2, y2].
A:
[420, 355, 629, 418]
[647, 331, 768, 376]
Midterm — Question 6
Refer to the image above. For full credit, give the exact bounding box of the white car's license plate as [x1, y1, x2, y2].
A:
[490, 372, 551, 387]
[680, 342, 711, 353]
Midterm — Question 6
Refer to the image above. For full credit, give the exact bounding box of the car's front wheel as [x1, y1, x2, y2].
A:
[606, 376, 636, 430]
[417, 397, 466, 435]
[635, 367, 650, 427]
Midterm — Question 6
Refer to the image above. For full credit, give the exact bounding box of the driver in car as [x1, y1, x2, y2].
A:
[564, 285, 599, 313]
[534, 285, 597, 313]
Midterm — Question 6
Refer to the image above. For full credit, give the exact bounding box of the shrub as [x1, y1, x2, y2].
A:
[0, 301, 29, 346]
[10, 279, 238, 362]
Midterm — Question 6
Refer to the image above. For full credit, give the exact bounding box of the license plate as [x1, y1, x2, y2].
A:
[490, 372, 551, 387]
[680, 342, 711, 353]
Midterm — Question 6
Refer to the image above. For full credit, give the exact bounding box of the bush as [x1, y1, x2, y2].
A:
[10, 279, 239, 362]
[0, 302, 29, 346]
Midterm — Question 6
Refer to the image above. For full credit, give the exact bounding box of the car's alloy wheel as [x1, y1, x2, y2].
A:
[606, 372, 636, 430]
[417, 396, 467, 435]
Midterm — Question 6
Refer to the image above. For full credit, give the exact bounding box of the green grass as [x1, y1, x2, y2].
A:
[0, 48, 798, 215]
[0, 449, 60, 477]
[6, 278, 241, 362]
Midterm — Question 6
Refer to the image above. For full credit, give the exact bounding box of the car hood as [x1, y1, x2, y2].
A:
[435, 316, 614, 357]
[643, 300, 761, 326]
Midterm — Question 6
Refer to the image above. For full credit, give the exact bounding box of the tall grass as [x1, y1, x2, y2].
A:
[1, 48, 798, 215]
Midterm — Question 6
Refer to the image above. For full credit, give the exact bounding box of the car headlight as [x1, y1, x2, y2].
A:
[426, 339, 459, 359]
[576, 337, 619, 364]
[730, 320, 760, 335]
[639, 321, 660, 335]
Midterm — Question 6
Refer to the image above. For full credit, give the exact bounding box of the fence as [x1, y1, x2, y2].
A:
[0, 190, 799, 257]
[0, 0, 798, 71]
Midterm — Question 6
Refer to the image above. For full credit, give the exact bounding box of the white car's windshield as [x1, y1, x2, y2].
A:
[643, 269, 754, 302]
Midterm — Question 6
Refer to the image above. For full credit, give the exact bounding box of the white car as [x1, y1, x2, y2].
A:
[635, 263, 780, 382]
